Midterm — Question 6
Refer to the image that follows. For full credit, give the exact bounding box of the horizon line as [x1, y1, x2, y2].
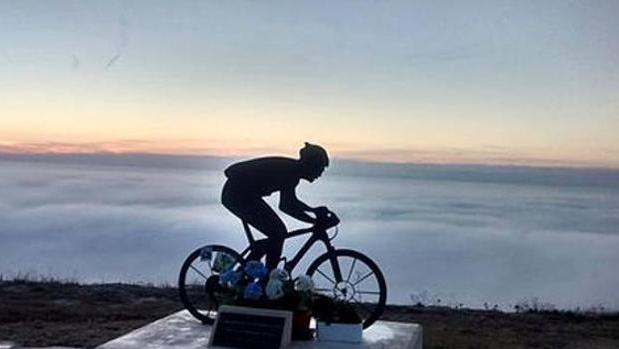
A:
[1, 150, 618, 172]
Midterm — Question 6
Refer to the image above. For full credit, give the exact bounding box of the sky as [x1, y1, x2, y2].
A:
[1, 0, 618, 167]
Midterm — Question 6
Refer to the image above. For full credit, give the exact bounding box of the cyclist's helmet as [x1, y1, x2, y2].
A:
[299, 142, 329, 167]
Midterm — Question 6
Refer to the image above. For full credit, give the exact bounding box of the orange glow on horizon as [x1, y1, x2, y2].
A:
[2, 86, 618, 169]
[0, 138, 617, 169]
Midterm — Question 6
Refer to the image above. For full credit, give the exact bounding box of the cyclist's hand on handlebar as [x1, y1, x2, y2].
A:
[314, 206, 329, 217]
[314, 207, 340, 228]
[327, 211, 340, 226]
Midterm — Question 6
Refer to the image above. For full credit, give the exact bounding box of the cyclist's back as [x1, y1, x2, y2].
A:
[224, 157, 301, 197]
[221, 143, 329, 270]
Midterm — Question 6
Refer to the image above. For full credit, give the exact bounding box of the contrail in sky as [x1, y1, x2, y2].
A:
[105, 54, 120, 69]
[105, 16, 129, 70]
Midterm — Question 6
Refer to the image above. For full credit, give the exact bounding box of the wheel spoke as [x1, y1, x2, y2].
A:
[189, 264, 209, 281]
[316, 268, 337, 285]
[346, 258, 357, 283]
[314, 287, 334, 293]
[353, 271, 374, 286]
[357, 290, 381, 295]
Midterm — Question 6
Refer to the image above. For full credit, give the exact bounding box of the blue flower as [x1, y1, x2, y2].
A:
[219, 270, 242, 286]
[243, 282, 263, 300]
[244, 260, 268, 280]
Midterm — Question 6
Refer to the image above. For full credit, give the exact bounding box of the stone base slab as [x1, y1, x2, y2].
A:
[97, 310, 422, 349]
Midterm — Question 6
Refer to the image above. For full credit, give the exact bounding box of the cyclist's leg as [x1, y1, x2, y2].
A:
[222, 185, 286, 270]
[241, 199, 286, 270]
[222, 181, 267, 261]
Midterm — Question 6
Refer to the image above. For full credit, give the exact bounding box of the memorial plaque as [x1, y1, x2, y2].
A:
[209, 305, 292, 349]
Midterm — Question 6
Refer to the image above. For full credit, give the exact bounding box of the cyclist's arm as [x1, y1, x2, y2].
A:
[279, 186, 316, 224]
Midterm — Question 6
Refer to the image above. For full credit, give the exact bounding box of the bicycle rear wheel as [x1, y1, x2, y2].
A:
[306, 249, 387, 329]
[178, 244, 245, 324]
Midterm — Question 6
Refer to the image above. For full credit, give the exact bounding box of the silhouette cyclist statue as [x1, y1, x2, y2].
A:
[222, 142, 329, 271]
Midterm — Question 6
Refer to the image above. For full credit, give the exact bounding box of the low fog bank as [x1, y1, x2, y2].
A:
[2, 153, 618, 188]
[1, 156, 618, 310]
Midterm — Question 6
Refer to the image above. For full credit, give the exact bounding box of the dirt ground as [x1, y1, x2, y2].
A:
[1, 280, 618, 348]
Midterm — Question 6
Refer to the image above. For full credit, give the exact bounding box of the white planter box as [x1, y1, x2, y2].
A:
[316, 321, 363, 343]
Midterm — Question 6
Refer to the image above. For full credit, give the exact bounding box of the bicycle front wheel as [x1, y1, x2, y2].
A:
[178, 244, 245, 324]
[306, 249, 387, 329]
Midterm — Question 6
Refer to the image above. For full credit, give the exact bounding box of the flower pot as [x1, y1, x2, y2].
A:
[292, 311, 313, 340]
[316, 321, 363, 343]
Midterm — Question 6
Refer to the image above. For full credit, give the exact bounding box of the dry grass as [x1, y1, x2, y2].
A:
[1, 280, 618, 349]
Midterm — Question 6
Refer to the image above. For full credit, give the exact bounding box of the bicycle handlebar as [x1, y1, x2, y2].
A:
[286, 209, 340, 238]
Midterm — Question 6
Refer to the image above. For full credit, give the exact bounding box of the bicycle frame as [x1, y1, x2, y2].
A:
[179, 215, 386, 329]
[238, 222, 337, 273]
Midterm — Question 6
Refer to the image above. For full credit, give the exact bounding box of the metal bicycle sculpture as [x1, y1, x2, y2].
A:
[178, 209, 387, 329]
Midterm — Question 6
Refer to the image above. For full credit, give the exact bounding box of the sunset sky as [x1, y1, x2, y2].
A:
[1, 1, 618, 167]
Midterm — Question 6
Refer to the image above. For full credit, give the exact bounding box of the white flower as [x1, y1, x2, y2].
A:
[268, 268, 290, 282]
[265, 279, 285, 300]
[294, 275, 314, 292]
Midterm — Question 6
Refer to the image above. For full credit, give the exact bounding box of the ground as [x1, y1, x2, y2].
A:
[1, 280, 618, 348]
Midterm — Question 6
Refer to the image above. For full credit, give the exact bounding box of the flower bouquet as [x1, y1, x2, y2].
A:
[215, 260, 316, 340]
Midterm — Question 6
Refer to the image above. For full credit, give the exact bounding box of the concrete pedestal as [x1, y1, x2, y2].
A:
[97, 310, 422, 349]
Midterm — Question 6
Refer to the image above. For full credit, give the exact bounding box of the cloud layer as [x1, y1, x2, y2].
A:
[1, 156, 618, 310]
